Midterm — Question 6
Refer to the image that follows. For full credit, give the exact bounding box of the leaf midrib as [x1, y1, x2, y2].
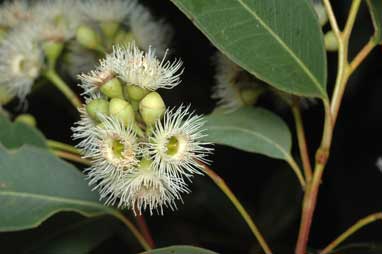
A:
[236, 0, 325, 96]
[207, 125, 290, 159]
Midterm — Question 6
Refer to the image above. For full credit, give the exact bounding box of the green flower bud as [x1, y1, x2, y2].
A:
[86, 99, 109, 122]
[114, 30, 134, 45]
[15, 114, 37, 127]
[109, 98, 135, 126]
[139, 92, 166, 126]
[240, 87, 265, 106]
[100, 21, 120, 39]
[100, 78, 124, 99]
[124, 85, 149, 101]
[76, 25, 101, 50]
[43, 41, 64, 67]
[324, 31, 338, 52]
[0, 86, 14, 105]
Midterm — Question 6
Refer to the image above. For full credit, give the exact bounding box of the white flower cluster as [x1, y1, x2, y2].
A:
[0, 0, 173, 103]
[73, 44, 212, 215]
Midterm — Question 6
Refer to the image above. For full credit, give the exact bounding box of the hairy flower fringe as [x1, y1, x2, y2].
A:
[113, 44, 183, 91]
[129, 4, 174, 57]
[0, 25, 43, 101]
[78, 43, 183, 95]
[30, 0, 83, 42]
[211, 52, 245, 111]
[0, 0, 31, 29]
[148, 105, 213, 179]
[80, 0, 136, 24]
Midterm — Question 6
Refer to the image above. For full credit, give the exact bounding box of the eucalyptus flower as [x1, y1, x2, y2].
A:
[117, 159, 189, 215]
[73, 42, 212, 215]
[113, 44, 183, 91]
[147, 106, 212, 178]
[80, 0, 136, 25]
[129, 4, 174, 57]
[31, 0, 83, 43]
[0, 25, 43, 101]
[212, 52, 266, 111]
[79, 44, 183, 96]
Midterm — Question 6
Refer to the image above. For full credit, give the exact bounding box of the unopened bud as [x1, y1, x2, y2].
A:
[324, 31, 338, 52]
[124, 85, 149, 101]
[100, 21, 120, 39]
[100, 78, 124, 99]
[43, 41, 64, 67]
[76, 25, 101, 50]
[109, 98, 135, 126]
[86, 99, 109, 122]
[240, 87, 265, 106]
[139, 92, 165, 126]
[15, 114, 37, 127]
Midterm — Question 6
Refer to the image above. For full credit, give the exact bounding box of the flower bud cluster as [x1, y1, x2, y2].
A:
[73, 44, 212, 215]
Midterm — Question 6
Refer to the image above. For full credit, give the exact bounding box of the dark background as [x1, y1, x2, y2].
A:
[1, 0, 382, 253]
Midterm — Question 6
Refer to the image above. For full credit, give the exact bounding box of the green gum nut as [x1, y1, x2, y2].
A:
[86, 99, 109, 122]
[76, 25, 101, 50]
[109, 98, 135, 126]
[114, 30, 134, 45]
[240, 87, 265, 106]
[124, 85, 149, 101]
[139, 92, 166, 126]
[0, 86, 14, 105]
[100, 21, 120, 39]
[100, 78, 124, 99]
[15, 114, 37, 127]
[43, 41, 64, 66]
[324, 31, 338, 52]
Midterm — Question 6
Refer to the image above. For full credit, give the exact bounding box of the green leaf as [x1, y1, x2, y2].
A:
[0, 145, 115, 232]
[366, 0, 382, 44]
[170, 0, 327, 98]
[140, 245, 219, 254]
[204, 107, 292, 160]
[0, 115, 47, 149]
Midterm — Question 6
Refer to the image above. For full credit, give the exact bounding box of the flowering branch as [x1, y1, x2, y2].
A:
[200, 162, 273, 254]
[320, 212, 382, 254]
[295, 0, 377, 253]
